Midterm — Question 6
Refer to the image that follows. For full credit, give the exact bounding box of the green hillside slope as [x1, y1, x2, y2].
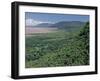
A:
[25, 22, 89, 68]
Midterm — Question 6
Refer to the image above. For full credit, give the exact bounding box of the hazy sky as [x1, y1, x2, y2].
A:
[25, 12, 89, 26]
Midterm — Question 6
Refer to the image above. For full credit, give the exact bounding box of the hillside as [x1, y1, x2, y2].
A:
[29, 21, 86, 32]
[25, 22, 89, 68]
[50, 21, 85, 28]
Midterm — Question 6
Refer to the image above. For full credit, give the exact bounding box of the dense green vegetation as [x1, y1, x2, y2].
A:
[25, 22, 89, 68]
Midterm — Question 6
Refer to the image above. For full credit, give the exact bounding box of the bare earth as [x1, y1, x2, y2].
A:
[25, 27, 58, 35]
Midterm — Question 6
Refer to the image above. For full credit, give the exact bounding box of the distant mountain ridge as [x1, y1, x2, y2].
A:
[50, 21, 86, 29]
[26, 21, 87, 31]
[34, 23, 52, 27]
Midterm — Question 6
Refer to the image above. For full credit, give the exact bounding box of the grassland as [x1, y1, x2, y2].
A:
[25, 22, 89, 68]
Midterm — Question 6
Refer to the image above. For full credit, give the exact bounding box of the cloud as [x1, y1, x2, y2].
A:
[25, 19, 41, 26]
[25, 19, 52, 26]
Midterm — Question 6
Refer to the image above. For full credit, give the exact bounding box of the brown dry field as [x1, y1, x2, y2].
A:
[25, 27, 58, 35]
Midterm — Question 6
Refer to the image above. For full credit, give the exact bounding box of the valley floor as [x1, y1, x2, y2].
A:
[25, 28, 89, 68]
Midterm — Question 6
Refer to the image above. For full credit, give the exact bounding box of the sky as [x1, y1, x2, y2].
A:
[25, 12, 89, 26]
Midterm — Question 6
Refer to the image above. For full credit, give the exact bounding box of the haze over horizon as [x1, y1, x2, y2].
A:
[25, 12, 89, 27]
